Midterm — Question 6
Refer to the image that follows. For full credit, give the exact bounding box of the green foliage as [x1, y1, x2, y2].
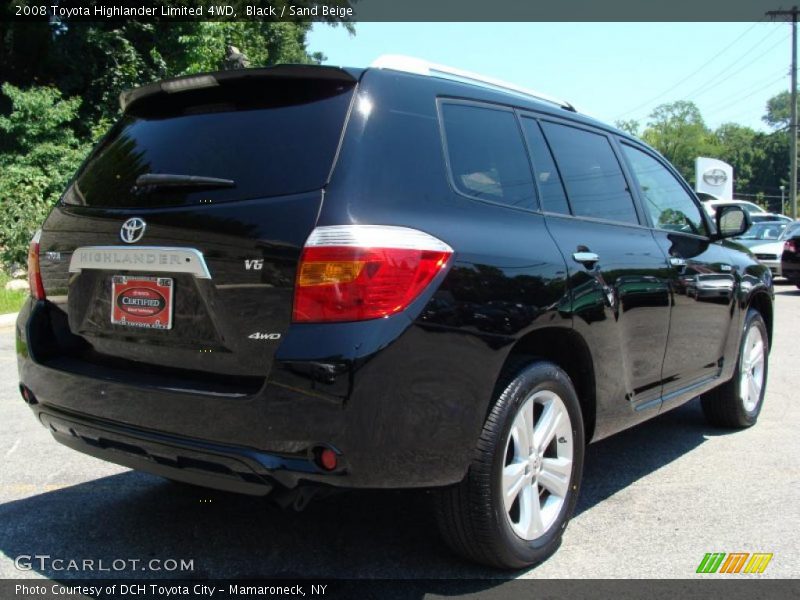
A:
[614, 119, 640, 137]
[0, 271, 28, 315]
[641, 101, 720, 184]
[177, 21, 322, 73]
[712, 123, 764, 192]
[1, 19, 344, 124]
[0, 84, 89, 265]
[762, 90, 795, 130]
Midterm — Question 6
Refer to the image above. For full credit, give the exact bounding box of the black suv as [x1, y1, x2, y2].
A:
[16, 57, 773, 569]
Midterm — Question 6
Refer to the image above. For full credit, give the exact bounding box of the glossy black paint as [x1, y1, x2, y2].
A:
[17, 65, 773, 492]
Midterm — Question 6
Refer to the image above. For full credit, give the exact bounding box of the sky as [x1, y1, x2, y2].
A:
[307, 22, 792, 133]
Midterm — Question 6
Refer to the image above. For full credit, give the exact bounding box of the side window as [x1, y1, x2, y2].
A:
[520, 118, 570, 214]
[540, 122, 639, 225]
[621, 144, 708, 236]
[440, 103, 536, 210]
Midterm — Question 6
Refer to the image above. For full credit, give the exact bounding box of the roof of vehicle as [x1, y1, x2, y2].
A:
[119, 64, 363, 112]
[365, 55, 645, 145]
[370, 55, 576, 111]
[118, 58, 646, 152]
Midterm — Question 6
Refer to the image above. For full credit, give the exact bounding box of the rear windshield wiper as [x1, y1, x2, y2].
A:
[134, 173, 235, 189]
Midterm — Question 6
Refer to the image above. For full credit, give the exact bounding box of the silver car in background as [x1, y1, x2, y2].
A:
[736, 221, 800, 277]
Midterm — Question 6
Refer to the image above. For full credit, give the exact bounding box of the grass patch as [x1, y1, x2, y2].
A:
[0, 271, 28, 315]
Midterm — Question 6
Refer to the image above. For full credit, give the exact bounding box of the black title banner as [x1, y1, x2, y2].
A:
[3, 579, 800, 600]
[4, 0, 784, 23]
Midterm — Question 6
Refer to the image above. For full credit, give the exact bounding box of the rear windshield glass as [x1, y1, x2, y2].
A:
[65, 77, 355, 207]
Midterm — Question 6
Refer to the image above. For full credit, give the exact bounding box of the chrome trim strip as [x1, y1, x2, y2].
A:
[305, 225, 453, 252]
[68, 246, 211, 279]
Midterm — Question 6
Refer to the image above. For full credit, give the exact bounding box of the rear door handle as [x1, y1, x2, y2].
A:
[572, 251, 600, 268]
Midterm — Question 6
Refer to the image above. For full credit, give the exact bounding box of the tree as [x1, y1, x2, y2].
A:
[712, 123, 765, 193]
[641, 101, 719, 184]
[614, 119, 640, 137]
[762, 90, 796, 130]
[1, 16, 351, 127]
[0, 84, 89, 265]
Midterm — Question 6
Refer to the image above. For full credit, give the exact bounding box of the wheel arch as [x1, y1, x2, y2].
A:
[497, 327, 597, 443]
[747, 289, 773, 349]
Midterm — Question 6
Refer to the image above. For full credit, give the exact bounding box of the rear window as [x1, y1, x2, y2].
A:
[65, 77, 355, 207]
[440, 103, 536, 210]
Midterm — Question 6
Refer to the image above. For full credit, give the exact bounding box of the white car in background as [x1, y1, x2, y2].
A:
[735, 221, 800, 277]
[701, 198, 768, 218]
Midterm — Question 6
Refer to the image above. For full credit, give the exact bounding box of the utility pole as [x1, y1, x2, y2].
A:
[768, 7, 799, 219]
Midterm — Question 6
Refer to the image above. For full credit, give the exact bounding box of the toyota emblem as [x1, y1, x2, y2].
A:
[702, 168, 728, 186]
[120, 217, 146, 244]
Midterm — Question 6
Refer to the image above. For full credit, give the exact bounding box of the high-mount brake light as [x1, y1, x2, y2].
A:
[27, 230, 46, 301]
[292, 225, 453, 323]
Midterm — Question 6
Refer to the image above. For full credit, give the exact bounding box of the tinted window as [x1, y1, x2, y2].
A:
[621, 144, 707, 235]
[67, 77, 355, 207]
[441, 103, 535, 210]
[521, 118, 570, 214]
[541, 122, 638, 224]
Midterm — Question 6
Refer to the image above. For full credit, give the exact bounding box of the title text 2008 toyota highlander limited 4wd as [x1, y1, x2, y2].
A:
[16, 56, 773, 569]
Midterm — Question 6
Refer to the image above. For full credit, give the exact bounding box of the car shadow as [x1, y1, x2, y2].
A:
[0, 400, 726, 582]
[575, 398, 731, 516]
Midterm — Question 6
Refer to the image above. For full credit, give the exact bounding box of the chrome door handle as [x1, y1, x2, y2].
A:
[572, 251, 600, 267]
[669, 257, 687, 268]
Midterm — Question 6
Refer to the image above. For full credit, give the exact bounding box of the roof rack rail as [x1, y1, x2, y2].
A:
[370, 54, 575, 112]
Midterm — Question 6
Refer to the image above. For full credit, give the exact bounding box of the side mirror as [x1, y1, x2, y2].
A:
[715, 205, 752, 239]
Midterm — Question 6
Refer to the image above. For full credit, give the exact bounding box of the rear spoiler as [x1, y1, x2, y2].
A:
[119, 65, 360, 113]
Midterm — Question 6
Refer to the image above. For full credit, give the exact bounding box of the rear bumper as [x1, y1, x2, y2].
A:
[35, 404, 308, 495]
[16, 298, 503, 492]
[782, 261, 800, 282]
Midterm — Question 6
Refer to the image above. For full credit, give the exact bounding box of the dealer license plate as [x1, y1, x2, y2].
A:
[111, 275, 174, 330]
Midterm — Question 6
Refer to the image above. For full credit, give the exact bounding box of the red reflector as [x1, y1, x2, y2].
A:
[319, 448, 338, 471]
[292, 226, 453, 323]
[27, 230, 46, 301]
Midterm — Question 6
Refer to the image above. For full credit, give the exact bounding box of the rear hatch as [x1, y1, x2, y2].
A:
[35, 66, 357, 394]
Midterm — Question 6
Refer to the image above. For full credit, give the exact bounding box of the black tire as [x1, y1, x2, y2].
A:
[701, 309, 769, 428]
[434, 360, 585, 569]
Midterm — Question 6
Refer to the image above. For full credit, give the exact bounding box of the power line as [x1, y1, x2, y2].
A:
[702, 64, 788, 109]
[678, 32, 789, 103]
[703, 68, 788, 114]
[614, 20, 766, 120]
[709, 81, 786, 119]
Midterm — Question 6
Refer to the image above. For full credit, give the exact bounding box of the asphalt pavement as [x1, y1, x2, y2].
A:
[1, 287, 798, 581]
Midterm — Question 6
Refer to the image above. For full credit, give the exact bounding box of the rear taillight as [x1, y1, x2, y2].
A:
[292, 225, 453, 323]
[27, 230, 46, 300]
[785, 240, 797, 254]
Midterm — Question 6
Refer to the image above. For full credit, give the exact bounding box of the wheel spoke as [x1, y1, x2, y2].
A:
[533, 399, 562, 454]
[502, 462, 527, 510]
[520, 399, 534, 452]
[519, 483, 544, 539]
[748, 373, 761, 405]
[749, 342, 764, 368]
[538, 457, 571, 499]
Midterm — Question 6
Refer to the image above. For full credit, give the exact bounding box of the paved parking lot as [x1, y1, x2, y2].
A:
[1, 286, 798, 580]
